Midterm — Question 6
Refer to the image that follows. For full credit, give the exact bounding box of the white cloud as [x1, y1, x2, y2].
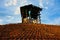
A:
[45, 7, 48, 9]
[0, 19, 3, 25]
[42, 17, 60, 25]
[39, 0, 49, 9]
[20, 0, 28, 6]
[13, 0, 17, 5]
[41, 11, 60, 25]
[7, 16, 12, 18]
[6, 15, 21, 23]
[49, 17, 60, 25]
[0, 19, 3, 22]
[5, 1, 12, 6]
[16, 20, 22, 23]
[7, 16, 14, 19]
[46, 0, 49, 5]
[14, 7, 20, 15]
[6, 16, 14, 22]
[39, 0, 44, 8]
[5, 0, 17, 7]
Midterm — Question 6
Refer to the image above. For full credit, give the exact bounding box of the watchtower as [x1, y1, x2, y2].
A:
[20, 4, 42, 24]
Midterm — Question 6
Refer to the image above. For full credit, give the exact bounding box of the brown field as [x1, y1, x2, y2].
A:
[0, 23, 60, 40]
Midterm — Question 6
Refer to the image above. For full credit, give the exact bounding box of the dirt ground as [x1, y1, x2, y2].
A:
[0, 23, 60, 40]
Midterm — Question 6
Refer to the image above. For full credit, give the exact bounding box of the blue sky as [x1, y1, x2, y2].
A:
[0, 0, 60, 25]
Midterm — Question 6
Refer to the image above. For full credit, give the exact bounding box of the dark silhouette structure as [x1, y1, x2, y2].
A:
[20, 4, 42, 23]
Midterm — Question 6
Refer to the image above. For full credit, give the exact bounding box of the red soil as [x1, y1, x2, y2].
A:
[0, 23, 60, 40]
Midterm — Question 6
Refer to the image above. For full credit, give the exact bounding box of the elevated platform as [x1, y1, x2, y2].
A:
[20, 4, 42, 24]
